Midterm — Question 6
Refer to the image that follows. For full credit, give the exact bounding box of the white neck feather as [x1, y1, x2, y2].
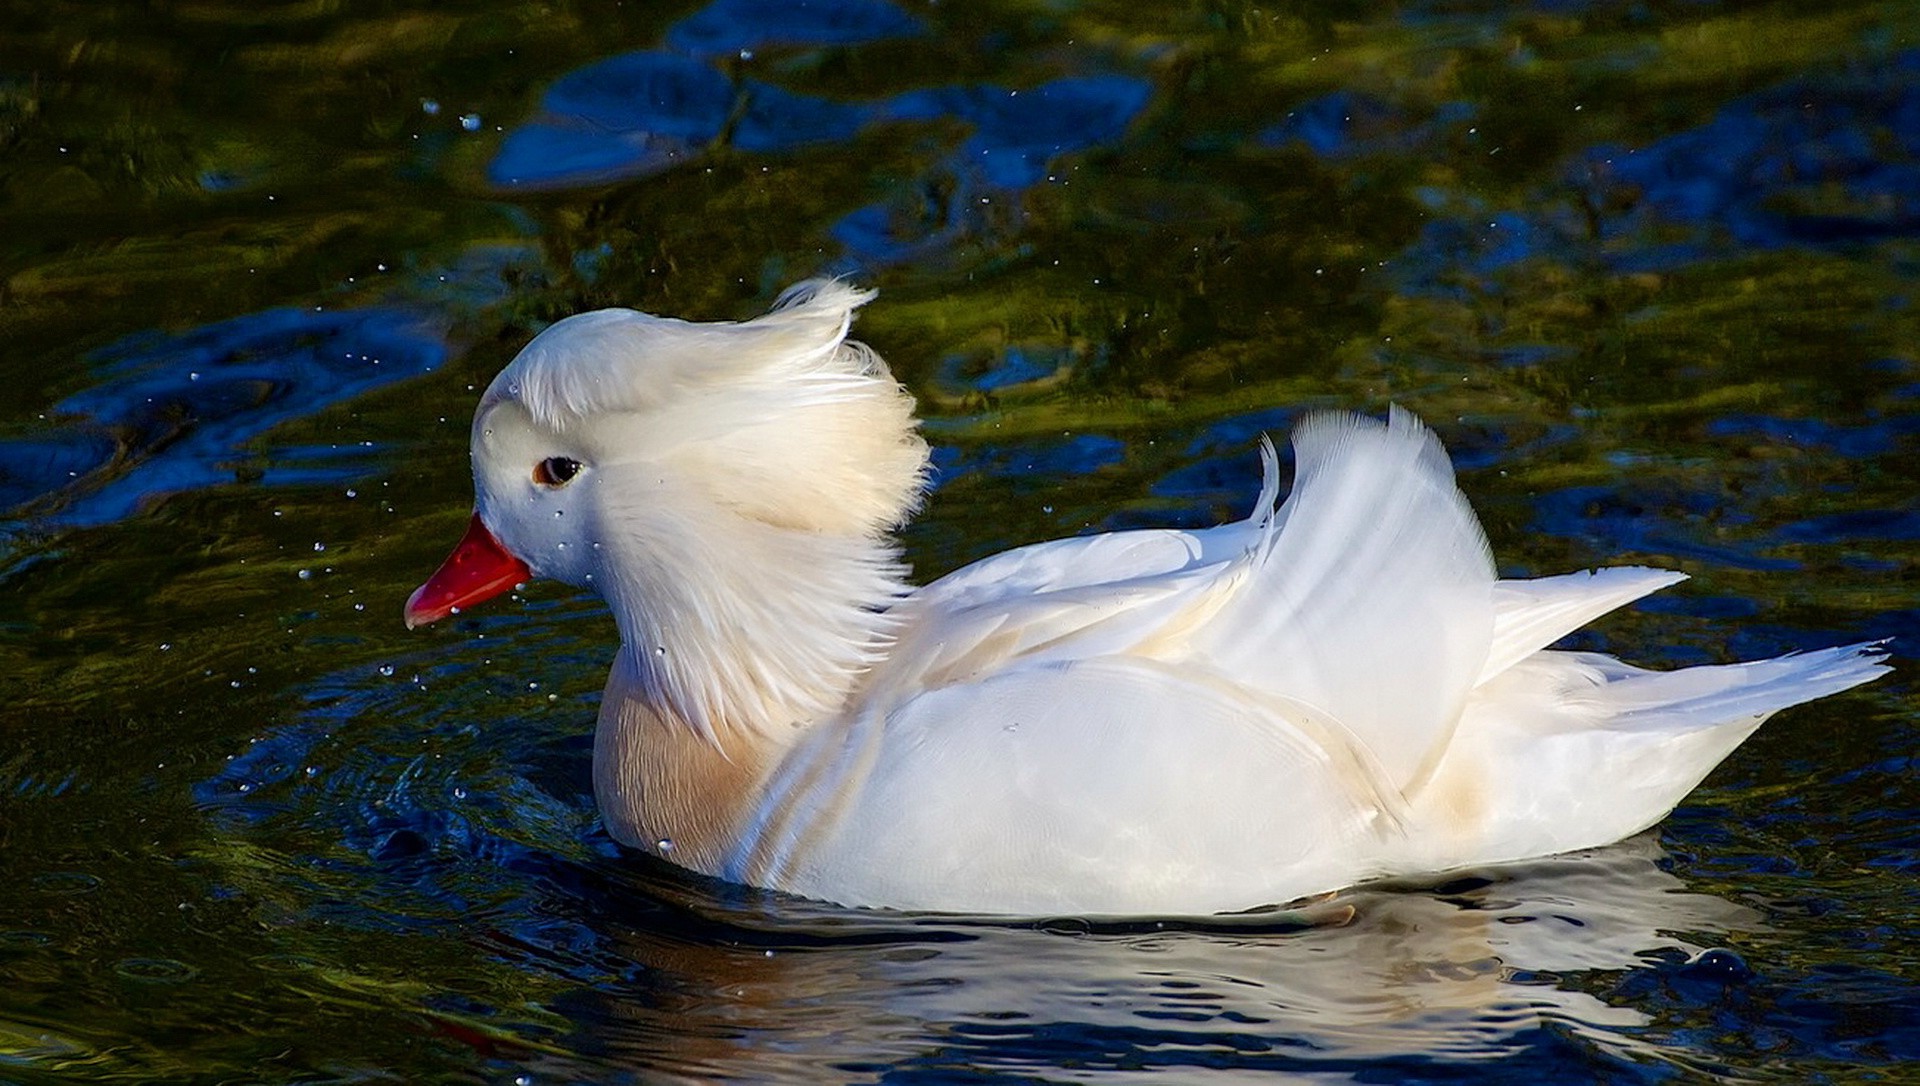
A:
[596, 502, 909, 747]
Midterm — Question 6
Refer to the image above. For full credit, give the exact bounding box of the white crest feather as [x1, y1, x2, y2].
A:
[492, 278, 880, 429]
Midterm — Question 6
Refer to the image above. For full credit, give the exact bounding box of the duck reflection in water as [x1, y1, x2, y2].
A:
[517, 834, 1760, 1081]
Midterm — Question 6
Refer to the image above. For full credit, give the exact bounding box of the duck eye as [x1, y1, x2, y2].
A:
[533, 457, 583, 488]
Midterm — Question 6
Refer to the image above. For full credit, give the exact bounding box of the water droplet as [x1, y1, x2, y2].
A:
[1004, 722, 1020, 733]
[379, 665, 395, 677]
[421, 98, 441, 115]
[553, 509, 564, 518]
[655, 838, 675, 853]
[297, 569, 312, 580]
[452, 786, 467, 800]
[345, 488, 357, 498]
[460, 113, 482, 131]
[655, 645, 667, 657]
[313, 542, 326, 552]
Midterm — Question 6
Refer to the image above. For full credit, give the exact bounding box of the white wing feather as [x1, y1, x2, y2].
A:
[1192, 408, 1497, 792]
[1482, 567, 1690, 686]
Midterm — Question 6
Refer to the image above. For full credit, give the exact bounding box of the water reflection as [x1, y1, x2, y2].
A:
[489, 0, 1150, 263]
[1584, 50, 1920, 252]
[495, 54, 1151, 260]
[664, 0, 924, 56]
[0, 306, 445, 530]
[489, 0, 925, 189]
[524, 837, 1760, 1081]
[490, 52, 869, 188]
[1394, 49, 1920, 296]
[835, 77, 1153, 263]
[1260, 90, 1473, 159]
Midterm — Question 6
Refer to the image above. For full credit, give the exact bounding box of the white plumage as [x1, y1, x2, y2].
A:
[408, 280, 1889, 915]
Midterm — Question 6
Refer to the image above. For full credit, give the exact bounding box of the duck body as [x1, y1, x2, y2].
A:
[409, 280, 1888, 916]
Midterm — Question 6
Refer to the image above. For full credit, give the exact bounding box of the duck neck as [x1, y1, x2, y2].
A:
[599, 512, 908, 747]
[590, 518, 905, 869]
[592, 651, 779, 870]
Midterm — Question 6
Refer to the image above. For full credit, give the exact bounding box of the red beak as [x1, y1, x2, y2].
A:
[404, 513, 532, 629]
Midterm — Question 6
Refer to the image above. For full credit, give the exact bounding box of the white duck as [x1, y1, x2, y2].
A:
[406, 280, 1888, 916]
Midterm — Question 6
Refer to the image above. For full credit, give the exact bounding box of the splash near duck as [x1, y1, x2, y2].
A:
[407, 281, 1888, 915]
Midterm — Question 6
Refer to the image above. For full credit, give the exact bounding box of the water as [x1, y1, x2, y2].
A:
[1, 0, 1916, 1082]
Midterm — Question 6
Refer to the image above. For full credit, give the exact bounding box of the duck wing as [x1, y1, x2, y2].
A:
[857, 410, 1499, 799]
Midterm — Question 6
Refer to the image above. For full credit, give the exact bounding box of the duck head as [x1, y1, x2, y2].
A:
[406, 280, 929, 738]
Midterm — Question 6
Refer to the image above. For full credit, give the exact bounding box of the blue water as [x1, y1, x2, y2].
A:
[0, 0, 1915, 1082]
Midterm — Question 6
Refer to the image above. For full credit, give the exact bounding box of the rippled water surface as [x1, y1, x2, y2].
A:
[2, 1, 1917, 1082]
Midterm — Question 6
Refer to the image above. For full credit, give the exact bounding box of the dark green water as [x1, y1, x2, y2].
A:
[2, 0, 1917, 1081]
